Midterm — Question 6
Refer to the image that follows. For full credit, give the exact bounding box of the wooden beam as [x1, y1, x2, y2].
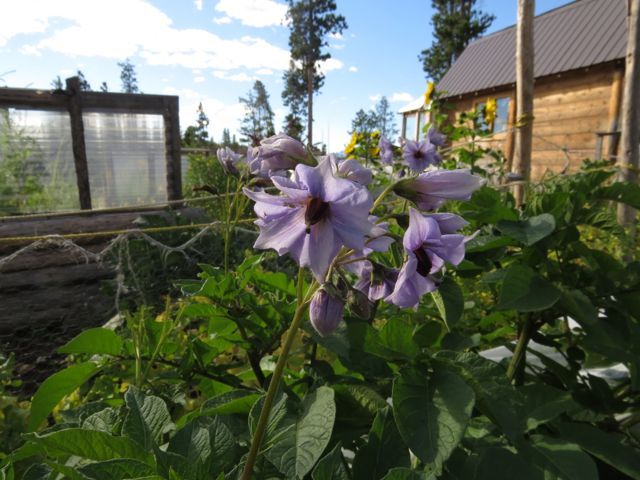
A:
[512, 0, 535, 206]
[606, 68, 624, 160]
[504, 93, 517, 172]
[163, 96, 182, 201]
[66, 77, 92, 210]
[0, 88, 68, 109]
[618, 0, 640, 226]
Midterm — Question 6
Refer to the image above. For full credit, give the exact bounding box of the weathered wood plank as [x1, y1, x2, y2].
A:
[66, 77, 92, 210]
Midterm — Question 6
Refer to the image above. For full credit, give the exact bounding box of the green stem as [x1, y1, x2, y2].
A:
[506, 314, 534, 384]
[371, 182, 397, 212]
[240, 272, 317, 480]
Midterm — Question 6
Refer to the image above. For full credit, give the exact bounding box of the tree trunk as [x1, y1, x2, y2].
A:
[618, 0, 640, 226]
[512, 0, 535, 207]
[306, 65, 313, 147]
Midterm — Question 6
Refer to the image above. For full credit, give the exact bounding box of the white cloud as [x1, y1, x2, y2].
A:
[213, 71, 254, 82]
[369, 94, 381, 102]
[9, 0, 290, 72]
[331, 43, 345, 50]
[390, 92, 415, 103]
[317, 57, 343, 75]
[256, 68, 274, 75]
[348, 66, 358, 73]
[213, 16, 232, 24]
[194, 0, 203, 11]
[194, 76, 205, 83]
[163, 86, 246, 141]
[214, 0, 287, 27]
[328, 32, 343, 40]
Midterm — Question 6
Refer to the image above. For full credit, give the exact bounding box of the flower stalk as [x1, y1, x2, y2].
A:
[240, 269, 318, 480]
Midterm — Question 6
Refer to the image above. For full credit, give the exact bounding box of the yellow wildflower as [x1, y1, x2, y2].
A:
[423, 81, 435, 105]
[344, 132, 358, 156]
[371, 130, 381, 139]
[484, 98, 497, 125]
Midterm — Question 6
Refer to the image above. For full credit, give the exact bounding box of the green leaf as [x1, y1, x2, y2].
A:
[595, 181, 640, 209]
[167, 419, 211, 469]
[57, 328, 123, 356]
[266, 386, 336, 479]
[25, 428, 151, 462]
[496, 214, 555, 246]
[392, 369, 475, 470]
[378, 320, 419, 360]
[77, 459, 156, 480]
[201, 390, 260, 416]
[352, 407, 409, 479]
[558, 289, 598, 325]
[123, 386, 173, 451]
[557, 422, 640, 479]
[431, 277, 464, 330]
[29, 362, 99, 431]
[521, 384, 579, 431]
[497, 265, 560, 312]
[311, 442, 349, 480]
[381, 468, 430, 480]
[524, 436, 598, 480]
[473, 447, 541, 480]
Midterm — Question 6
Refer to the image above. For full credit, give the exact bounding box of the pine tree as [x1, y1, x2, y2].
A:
[51, 76, 63, 90]
[350, 109, 378, 136]
[77, 70, 91, 91]
[240, 80, 276, 146]
[118, 58, 140, 93]
[283, 0, 347, 147]
[222, 128, 232, 147]
[99, 81, 108, 92]
[374, 96, 398, 139]
[419, 0, 494, 82]
[182, 103, 210, 147]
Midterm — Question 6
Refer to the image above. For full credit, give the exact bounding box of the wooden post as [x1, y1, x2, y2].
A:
[163, 96, 182, 201]
[504, 92, 518, 173]
[512, 0, 535, 206]
[618, 0, 640, 226]
[66, 77, 92, 210]
[607, 68, 624, 160]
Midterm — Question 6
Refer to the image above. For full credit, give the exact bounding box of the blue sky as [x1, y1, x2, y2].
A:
[1, 0, 568, 152]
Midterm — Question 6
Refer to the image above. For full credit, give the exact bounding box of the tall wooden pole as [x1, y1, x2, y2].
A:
[618, 0, 640, 226]
[512, 0, 535, 207]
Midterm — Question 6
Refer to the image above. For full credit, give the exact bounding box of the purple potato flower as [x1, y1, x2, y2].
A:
[243, 158, 373, 281]
[393, 169, 483, 211]
[355, 262, 399, 301]
[379, 137, 394, 165]
[250, 133, 308, 176]
[336, 157, 372, 186]
[217, 147, 243, 176]
[341, 216, 394, 276]
[386, 208, 466, 309]
[427, 126, 446, 147]
[309, 287, 345, 336]
[403, 138, 440, 172]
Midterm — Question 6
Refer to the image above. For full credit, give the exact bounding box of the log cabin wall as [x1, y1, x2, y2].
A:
[445, 62, 623, 179]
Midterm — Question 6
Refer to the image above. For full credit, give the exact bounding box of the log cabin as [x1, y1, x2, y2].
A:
[400, 0, 627, 179]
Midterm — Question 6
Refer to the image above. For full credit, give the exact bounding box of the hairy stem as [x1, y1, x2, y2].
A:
[240, 271, 317, 480]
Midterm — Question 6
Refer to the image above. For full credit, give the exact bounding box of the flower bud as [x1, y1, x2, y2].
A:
[347, 288, 372, 320]
[256, 133, 307, 171]
[309, 287, 344, 337]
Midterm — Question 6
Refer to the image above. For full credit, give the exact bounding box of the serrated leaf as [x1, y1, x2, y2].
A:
[311, 442, 349, 480]
[497, 265, 560, 312]
[29, 362, 99, 431]
[496, 214, 555, 246]
[266, 386, 336, 479]
[392, 369, 474, 470]
[57, 328, 122, 356]
[77, 458, 156, 480]
[431, 277, 464, 330]
[123, 386, 173, 451]
[352, 407, 409, 479]
[25, 428, 151, 462]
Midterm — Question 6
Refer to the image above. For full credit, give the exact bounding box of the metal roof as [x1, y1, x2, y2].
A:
[437, 0, 627, 98]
